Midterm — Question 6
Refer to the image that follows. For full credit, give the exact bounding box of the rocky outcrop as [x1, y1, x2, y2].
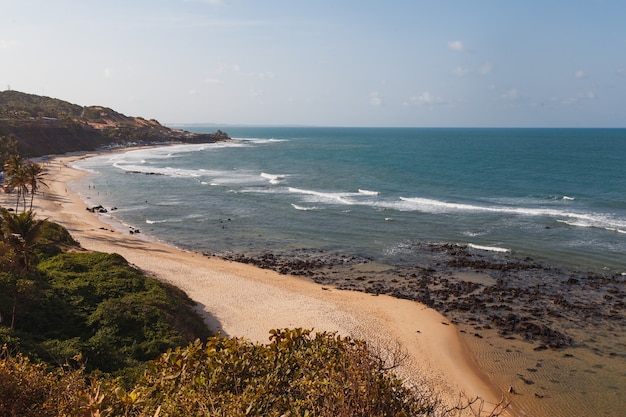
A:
[0, 90, 230, 157]
[213, 243, 626, 351]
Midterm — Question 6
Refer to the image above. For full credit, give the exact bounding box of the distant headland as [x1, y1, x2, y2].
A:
[0, 90, 229, 157]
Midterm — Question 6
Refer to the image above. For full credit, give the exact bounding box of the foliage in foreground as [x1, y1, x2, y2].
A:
[1, 251, 210, 373]
[0, 329, 451, 417]
[0, 213, 209, 374]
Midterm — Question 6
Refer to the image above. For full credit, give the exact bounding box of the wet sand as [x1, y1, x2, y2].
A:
[222, 240, 625, 417]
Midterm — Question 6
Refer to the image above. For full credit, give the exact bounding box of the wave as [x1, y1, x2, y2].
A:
[261, 172, 286, 184]
[112, 142, 256, 163]
[398, 196, 529, 214]
[288, 187, 354, 205]
[358, 189, 380, 196]
[113, 162, 270, 187]
[70, 164, 99, 174]
[287, 187, 385, 205]
[146, 219, 168, 224]
[113, 163, 206, 178]
[397, 196, 571, 216]
[467, 243, 510, 253]
[562, 196, 576, 201]
[396, 196, 626, 233]
[236, 138, 289, 144]
[212, 172, 268, 185]
[117, 144, 201, 160]
[462, 230, 488, 237]
[291, 204, 318, 211]
[284, 188, 626, 234]
[557, 219, 626, 234]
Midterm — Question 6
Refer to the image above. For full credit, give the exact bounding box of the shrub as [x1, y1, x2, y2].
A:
[34, 220, 80, 258]
[2, 251, 210, 373]
[0, 330, 449, 417]
[125, 328, 440, 417]
[0, 346, 90, 417]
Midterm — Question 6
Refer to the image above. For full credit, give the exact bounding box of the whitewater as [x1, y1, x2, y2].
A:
[71, 127, 626, 273]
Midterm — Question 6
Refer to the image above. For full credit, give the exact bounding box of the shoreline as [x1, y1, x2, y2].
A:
[16, 151, 510, 415]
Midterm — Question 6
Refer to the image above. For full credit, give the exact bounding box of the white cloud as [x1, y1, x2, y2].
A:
[575, 70, 587, 79]
[560, 88, 598, 105]
[368, 91, 383, 107]
[447, 40, 465, 52]
[232, 64, 274, 79]
[451, 63, 490, 77]
[584, 89, 597, 99]
[232, 64, 246, 75]
[452, 66, 468, 77]
[0, 39, 18, 50]
[207, 63, 273, 82]
[250, 87, 264, 99]
[405, 91, 445, 106]
[501, 88, 519, 100]
[479, 62, 492, 75]
[103, 68, 113, 79]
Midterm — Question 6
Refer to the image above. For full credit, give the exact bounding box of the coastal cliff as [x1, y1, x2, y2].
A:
[0, 90, 229, 157]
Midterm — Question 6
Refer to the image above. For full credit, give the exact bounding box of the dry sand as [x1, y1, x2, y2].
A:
[14, 152, 511, 415]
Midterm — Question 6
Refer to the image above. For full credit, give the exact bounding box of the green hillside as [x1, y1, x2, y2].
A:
[0, 90, 229, 157]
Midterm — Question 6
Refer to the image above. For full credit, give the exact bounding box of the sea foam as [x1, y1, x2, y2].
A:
[288, 187, 354, 205]
[467, 243, 510, 253]
[261, 172, 286, 184]
[291, 204, 318, 211]
[358, 189, 380, 196]
[146, 219, 168, 224]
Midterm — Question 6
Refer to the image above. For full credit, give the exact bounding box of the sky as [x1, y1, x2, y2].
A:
[1, 0, 626, 127]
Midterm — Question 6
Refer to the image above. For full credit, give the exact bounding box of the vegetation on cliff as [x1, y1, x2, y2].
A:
[2, 328, 490, 417]
[0, 90, 229, 157]
[0, 210, 210, 374]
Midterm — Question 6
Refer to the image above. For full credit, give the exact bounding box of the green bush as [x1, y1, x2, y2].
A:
[2, 251, 210, 373]
[125, 329, 439, 417]
[0, 329, 457, 417]
[34, 220, 80, 258]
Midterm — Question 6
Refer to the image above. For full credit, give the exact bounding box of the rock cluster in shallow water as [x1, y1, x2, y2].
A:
[214, 243, 625, 352]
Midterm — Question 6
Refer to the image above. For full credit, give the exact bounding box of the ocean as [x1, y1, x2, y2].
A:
[72, 127, 626, 273]
[70, 127, 626, 417]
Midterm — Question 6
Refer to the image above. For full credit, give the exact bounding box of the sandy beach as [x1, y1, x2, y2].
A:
[12, 151, 510, 415]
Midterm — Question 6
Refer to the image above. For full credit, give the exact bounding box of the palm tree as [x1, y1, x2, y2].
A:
[23, 162, 48, 211]
[3, 154, 24, 182]
[1, 209, 45, 275]
[0, 209, 45, 330]
[3, 155, 26, 212]
[0, 135, 18, 169]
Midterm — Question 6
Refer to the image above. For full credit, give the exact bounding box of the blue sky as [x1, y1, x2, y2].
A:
[2, 0, 625, 127]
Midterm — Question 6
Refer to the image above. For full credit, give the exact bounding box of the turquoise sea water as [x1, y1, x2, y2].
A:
[72, 127, 626, 273]
[71, 127, 626, 417]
